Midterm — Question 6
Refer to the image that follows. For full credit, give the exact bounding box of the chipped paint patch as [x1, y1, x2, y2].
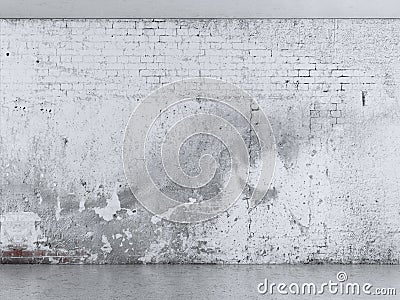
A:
[87, 253, 98, 263]
[123, 229, 133, 239]
[151, 216, 161, 225]
[85, 232, 94, 239]
[125, 208, 135, 216]
[94, 186, 121, 221]
[79, 197, 86, 212]
[101, 235, 112, 254]
[55, 196, 61, 221]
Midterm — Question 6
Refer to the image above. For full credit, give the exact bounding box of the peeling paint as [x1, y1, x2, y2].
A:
[94, 186, 121, 222]
[151, 216, 161, 225]
[55, 196, 61, 221]
[101, 235, 112, 254]
[123, 229, 133, 239]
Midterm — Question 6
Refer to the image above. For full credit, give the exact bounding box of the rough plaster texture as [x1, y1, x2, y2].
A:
[0, 19, 400, 264]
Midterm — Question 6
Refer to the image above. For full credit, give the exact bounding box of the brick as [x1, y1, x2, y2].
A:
[310, 110, 320, 118]
[330, 110, 342, 118]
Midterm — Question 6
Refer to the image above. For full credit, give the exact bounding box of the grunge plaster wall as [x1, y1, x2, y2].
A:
[1, 19, 400, 263]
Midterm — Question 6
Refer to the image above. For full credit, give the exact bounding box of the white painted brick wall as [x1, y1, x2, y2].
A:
[0, 19, 399, 263]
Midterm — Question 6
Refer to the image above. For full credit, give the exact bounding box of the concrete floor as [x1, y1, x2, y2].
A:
[0, 265, 398, 299]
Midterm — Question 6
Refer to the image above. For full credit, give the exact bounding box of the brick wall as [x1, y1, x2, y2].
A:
[0, 19, 399, 263]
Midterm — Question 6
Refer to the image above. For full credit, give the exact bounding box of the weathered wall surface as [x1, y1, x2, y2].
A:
[0, 19, 400, 264]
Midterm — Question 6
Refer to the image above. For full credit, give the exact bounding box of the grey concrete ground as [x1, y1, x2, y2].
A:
[1, 19, 400, 264]
[0, 265, 399, 299]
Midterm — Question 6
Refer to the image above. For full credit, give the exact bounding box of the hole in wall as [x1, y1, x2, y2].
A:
[362, 91, 367, 106]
